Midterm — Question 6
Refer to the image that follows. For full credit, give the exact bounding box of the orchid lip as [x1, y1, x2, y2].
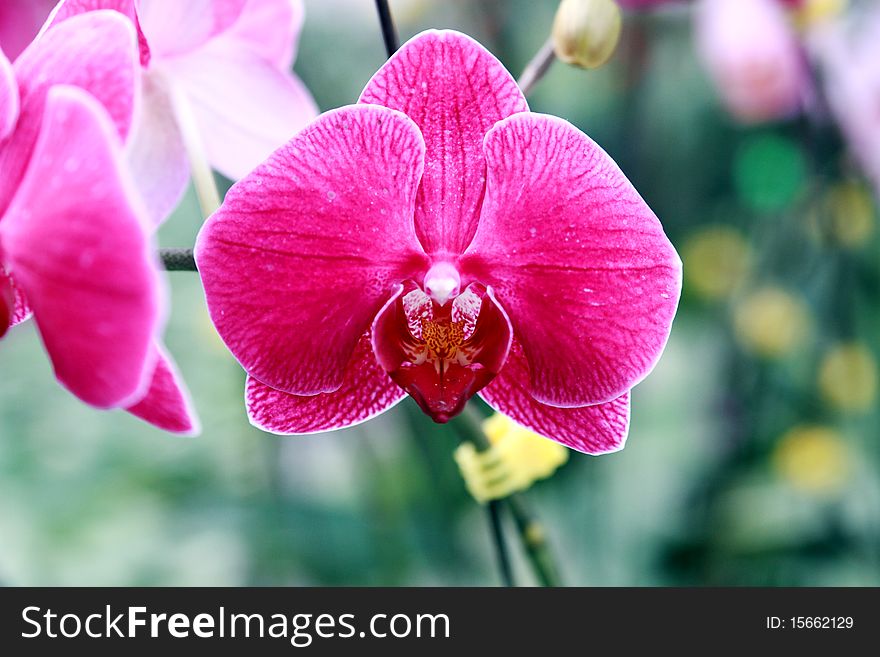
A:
[372, 280, 512, 424]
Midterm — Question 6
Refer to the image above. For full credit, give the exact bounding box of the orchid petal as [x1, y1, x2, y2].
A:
[246, 334, 404, 434]
[195, 104, 429, 395]
[0, 11, 139, 216]
[0, 266, 31, 333]
[0, 0, 56, 62]
[0, 47, 18, 141]
[42, 0, 150, 65]
[0, 85, 161, 408]
[136, 0, 247, 58]
[461, 113, 681, 407]
[479, 343, 630, 454]
[225, 0, 304, 70]
[164, 40, 317, 181]
[359, 30, 528, 255]
[126, 344, 200, 435]
[125, 71, 189, 225]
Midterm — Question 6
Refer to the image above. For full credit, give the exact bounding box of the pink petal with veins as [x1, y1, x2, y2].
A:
[246, 334, 404, 434]
[480, 342, 630, 454]
[360, 30, 528, 255]
[0, 86, 161, 408]
[126, 344, 200, 434]
[164, 39, 317, 180]
[136, 0, 247, 58]
[0, 47, 18, 140]
[0, 11, 139, 216]
[195, 104, 428, 395]
[460, 112, 681, 407]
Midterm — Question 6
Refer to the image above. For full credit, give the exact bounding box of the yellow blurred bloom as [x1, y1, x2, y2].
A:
[824, 181, 875, 247]
[773, 425, 851, 495]
[453, 413, 569, 503]
[682, 226, 752, 300]
[552, 0, 622, 70]
[818, 343, 878, 413]
[732, 287, 811, 358]
[791, 0, 848, 31]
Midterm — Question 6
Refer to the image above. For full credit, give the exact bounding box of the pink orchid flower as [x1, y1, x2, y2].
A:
[696, 0, 807, 123]
[196, 31, 681, 454]
[0, 11, 197, 434]
[45, 0, 318, 223]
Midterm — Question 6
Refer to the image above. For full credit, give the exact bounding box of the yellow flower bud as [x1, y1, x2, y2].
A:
[682, 226, 752, 300]
[732, 287, 811, 358]
[453, 413, 569, 503]
[818, 343, 878, 413]
[773, 425, 850, 496]
[552, 0, 622, 70]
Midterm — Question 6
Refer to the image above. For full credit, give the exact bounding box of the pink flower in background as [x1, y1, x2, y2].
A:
[0, 0, 57, 61]
[0, 12, 197, 434]
[813, 10, 880, 196]
[696, 0, 807, 123]
[46, 0, 318, 222]
[196, 31, 681, 454]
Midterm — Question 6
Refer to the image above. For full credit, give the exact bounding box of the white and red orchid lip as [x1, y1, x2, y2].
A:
[196, 30, 682, 452]
[372, 281, 511, 423]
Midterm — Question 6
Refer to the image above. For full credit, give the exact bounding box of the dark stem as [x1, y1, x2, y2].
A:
[507, 495, 561, 587]
[517, 37, 556, 97]
[487, 500, 514, 587]
[160, 248, 197, 272]
[373, 0, 399, 58]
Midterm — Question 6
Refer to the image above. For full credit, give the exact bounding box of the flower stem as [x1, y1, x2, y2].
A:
[454, 402, 565, 587]
[160, 248, 197, 272]
[373, 0, 400, 58]
[517, 37, 556, 97]
[167, 81, 221, 219]
[507, 495, 561, 587]
[487, 499, 514, 587]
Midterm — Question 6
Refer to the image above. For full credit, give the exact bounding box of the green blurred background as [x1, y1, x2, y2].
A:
[1, 0, 878, 586]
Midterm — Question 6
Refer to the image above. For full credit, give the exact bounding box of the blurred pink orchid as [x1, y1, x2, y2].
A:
[0, 12, 197, 434]
[196, 31, 681, 453]
[46, 0, 318, 223]
[696, 0, 808, 123]
[812, 10, 880, 195]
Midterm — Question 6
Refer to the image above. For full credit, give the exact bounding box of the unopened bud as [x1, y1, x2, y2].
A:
[552, 0, 622, 70]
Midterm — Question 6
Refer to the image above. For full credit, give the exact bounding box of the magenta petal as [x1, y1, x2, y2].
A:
[0, 86, 161, 408]
[136, 0, 247, 58]
[0, 0, 56, 62]
[0, 11, 139, 215]
[42, 0, 151, 65]
[126, 72, 189, 225]
[0, 266, 31, 333]
[479, 343, 630, 454]
[165, 40, 317, 180]
[246, 335, 404, 434]
[126, 344, 200, 435]
[195, 104, 429, 395]
[461, 113, 682, 407]
[359, 30, 528, 255]
[0, 48, 18, 140]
